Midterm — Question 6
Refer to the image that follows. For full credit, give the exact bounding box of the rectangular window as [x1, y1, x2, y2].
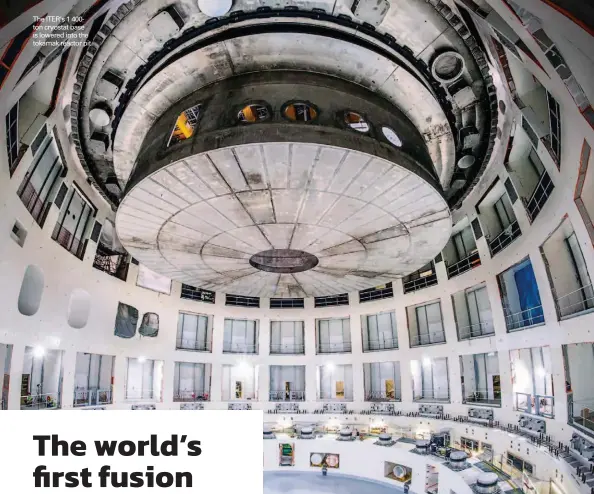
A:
[173, 362, 210, 402]
[270, 298, 304, 309]
[269, 365, 306, 401]
[225, 294, 260, 308]
[52, 185, 96, 259]
[176, 313, 211, 352]
[460, 352, 501, 406]
[318, 364, 353, 401]
[497, 258, 544, 331]
[411, 357, 450, 402]
[316, 318, 351, 354]
[408, 302, 445, 347]
[270, 321, 305, 354]
[314, 293, 349, 307]
[17, 132, 64, 226]
[359, 282, 393, 303]
[364, 361, 401, 401]
[73, 353, 114, 407]
[125, 358, 163, 402]
[5, 102, 20, 174]
[180, 284, 215, 303]
[403, 262, 437, 293]
[223, 319, 258, 354]
[362, 311, 398, 351]
[455, 284, 495, 340]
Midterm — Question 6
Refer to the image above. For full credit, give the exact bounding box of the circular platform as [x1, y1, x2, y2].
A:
[116, 141, 450, 297]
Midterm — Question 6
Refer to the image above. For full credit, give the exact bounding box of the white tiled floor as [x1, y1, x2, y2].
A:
[264, 471, 403, 494]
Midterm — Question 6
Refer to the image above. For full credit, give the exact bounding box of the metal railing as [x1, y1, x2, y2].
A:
[525, 171, 554, 223]
[409, 330, 446, 347]
[269, 343, 305, 355]
[93, 250, 129, 282]
[18, 180, 52, 227]
[364, 337, 398, 352]
[269, 390, 305, 401]
[447, 251, 481, 279]
[73, 388, 112, 407]
[365, 391, 401, 402]
[413, 388, 450, 402]
[505, 305, 544, 331]
[515, 392, 555, 418]
[316, 393, 354, 402]
[403, 273, 438, 294]
[556, 283, 594, 319]
[457, 321, 495, 341]
[222, 392, 257, 401]
[568, 397, 594, 434]
[173, 390, 210, 402]
[222, 342, 258, 354]
[125, 389, 156, 401]
[176, 338, 212, 352]
[317, 341, 352, 354]
[463, 388, 501, 406]
[488, 220, 521, 257]
[20, 393, 60, 410]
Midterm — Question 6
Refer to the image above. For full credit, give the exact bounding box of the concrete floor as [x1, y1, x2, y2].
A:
[264, 471, 403, 494]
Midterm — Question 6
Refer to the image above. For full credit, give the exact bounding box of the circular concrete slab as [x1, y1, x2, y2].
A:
[115, 142, 451, 297]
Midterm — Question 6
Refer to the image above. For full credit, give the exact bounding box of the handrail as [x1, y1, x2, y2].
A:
[222, 342, 258, 354]
[505, 305, 544, 331]
[413, 388, 449, 402]
[316, 394, 354, 402]
[514, 392, 555, 418]
[463, 388, 501, 405]
[176, 338, 211, 352]
[364, 337, 398, 351]
[556, 283, 594, 319]
[269, 343, 305, 354]
[223, 392, 257, 401]
[457, 321, 495, 340]
[125, 389, 156, 401]
[21, 393, 59, 410]
[488, 220, 521, 257]
[173, 390, 209, 402]
[365, 391, 401, 402]
[317, 341, 352, 354]
[447, 251, 481, 279]
[73, 388, 112, 407]
[403, 273, 438, 294]
[409, 331, 446, 347]
[269, 390, 305, 401]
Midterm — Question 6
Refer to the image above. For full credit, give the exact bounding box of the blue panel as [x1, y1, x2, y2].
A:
[513, 263, 544, 327]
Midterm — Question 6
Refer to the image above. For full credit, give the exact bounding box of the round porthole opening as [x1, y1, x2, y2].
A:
[431, 51, 465, 83]
[458, 154, 476, 169]
[283, 102, 318, 122]
[344, 111, 370, 133]
[382, 126, 403, 147]
[238, 104, 270, 123]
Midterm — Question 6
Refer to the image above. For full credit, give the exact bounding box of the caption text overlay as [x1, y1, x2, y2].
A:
[0, 410, 263, 492]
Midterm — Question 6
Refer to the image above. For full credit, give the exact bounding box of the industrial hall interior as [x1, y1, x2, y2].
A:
[1, 0, 594, 493]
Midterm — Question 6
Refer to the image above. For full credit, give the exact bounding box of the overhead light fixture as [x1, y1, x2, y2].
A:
[326, 362, 336, 372]
[138, 356, 146, 363]
[198, 0, 232, 17]
[33, 346, 45, 358]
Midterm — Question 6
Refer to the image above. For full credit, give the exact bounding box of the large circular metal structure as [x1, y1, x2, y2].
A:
[115, 73, 452, 297]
